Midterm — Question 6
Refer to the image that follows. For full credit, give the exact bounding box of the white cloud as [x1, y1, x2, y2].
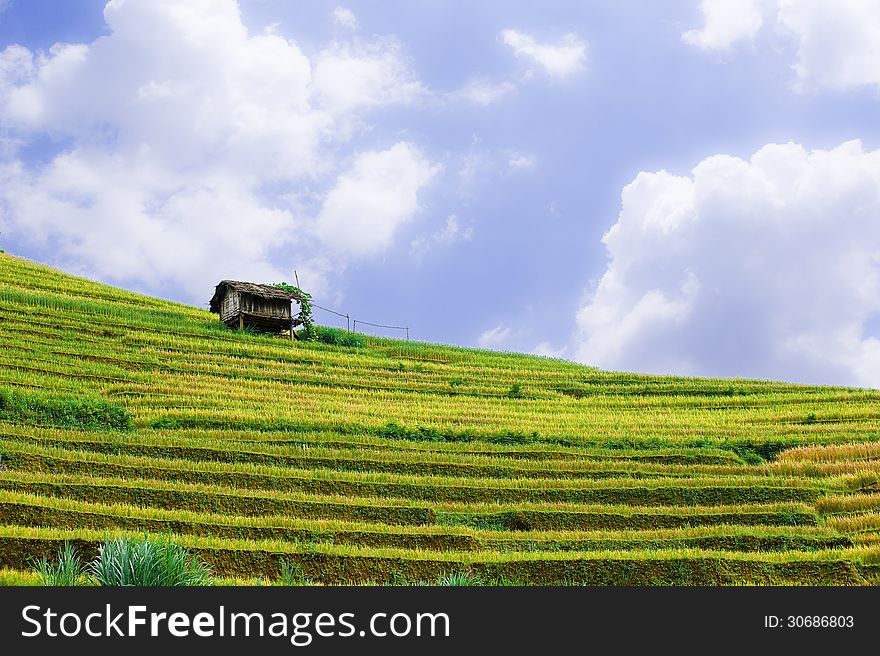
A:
[312, 38, 424, 112]
[410, 214, 473, 261]
[479, 324, 512, 348]
[532, 342, 566, 358]
[333, 6, 357, 30]
[0, 0, 431, 302]
[508, 152, 535, 170]
[434, 214, 472, 244]
[0, 46, 33, 113]
[0, 154, 294, 299]
[777, 0, 880, 91]
[290, 256, 335, 300]
[682, 0, 765, 50]
[683, 0, 880, 92]
[457, 152, 482, 185]
[457, 78, 516, 105]
[500, 29, 587, 79]
[574, 139, 880, 388]
[316, 142, 439, 256]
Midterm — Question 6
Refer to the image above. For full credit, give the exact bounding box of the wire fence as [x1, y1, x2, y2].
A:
[312, 303, 351, 331]
[311, 302, 409, 340]
[353, 319, 409, 341]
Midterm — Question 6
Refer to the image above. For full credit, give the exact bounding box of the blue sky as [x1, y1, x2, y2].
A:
[1, 0, 879, 387]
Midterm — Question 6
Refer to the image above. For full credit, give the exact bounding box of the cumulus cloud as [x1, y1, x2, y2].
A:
[478, 324, 512, 348]
[0, 156, 293, 299]
[316, 142, 440, 256]
[0, 0, 435, 302]
[682, 0, 765, 50]
[777, 0, 880, 91]
[500, 29, 586, 79]
[333, 6, 357, 29]
[410, 214, 473, 261]
[684, 0, 880, 92]
[574, 139, 880, 388]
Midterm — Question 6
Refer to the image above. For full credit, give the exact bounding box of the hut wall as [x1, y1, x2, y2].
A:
[240, 294, 291, 319]
[219, 290, 241, 324]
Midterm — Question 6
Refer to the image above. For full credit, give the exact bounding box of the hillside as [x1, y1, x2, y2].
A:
[0, 251, 879, 585]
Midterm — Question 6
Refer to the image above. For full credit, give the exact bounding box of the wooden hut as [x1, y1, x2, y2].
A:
[209, 280, 305, 336]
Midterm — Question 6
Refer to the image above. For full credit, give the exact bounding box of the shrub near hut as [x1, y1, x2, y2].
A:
[314, 327, 365, 348]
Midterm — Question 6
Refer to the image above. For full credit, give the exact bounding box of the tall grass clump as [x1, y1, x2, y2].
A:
[436, 571, 484, 586]
[314, 326, 366, 348]
[89, 536, 213, 586]
[0, 387, 133, 431]
[34, 542, 89, 586]
[278, 561, 314, 586]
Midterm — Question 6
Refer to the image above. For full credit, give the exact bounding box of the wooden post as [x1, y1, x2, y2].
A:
[238, 314, 244, 330]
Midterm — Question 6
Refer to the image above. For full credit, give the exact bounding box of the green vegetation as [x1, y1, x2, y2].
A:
[435, 571, 485, 586]
[273, 282, 314, 340]
[0, 567, 39, 585]
[0, 387, 132, 431]
[34, 542, 89, 586]
[279, 561, 314, 586]
[90, 536, 213, 586]
[32, 536, 213, 586]
[314, 326, 366, 348]
[0, 252, 879, 585]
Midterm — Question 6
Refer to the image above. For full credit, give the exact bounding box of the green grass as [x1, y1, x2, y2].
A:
[0, 423, 760, 479]
[0, 568, 40, 585]
[0, 488, 842, 551]
[314, 326, 366, 348]
[0, 525, 872, 585]
[1, 252, 879, 585]
[0, 438, 832, 507]
[0, 470, 436, 525]
[279, 561, 315, 586]
[0, 387, 132, 431]
[34, 541, 89, 585]
[30, 536, 213, 586]
[89, 536, 213, 586]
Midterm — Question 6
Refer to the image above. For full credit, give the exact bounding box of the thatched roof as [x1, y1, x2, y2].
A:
[209, 280, 306, 313]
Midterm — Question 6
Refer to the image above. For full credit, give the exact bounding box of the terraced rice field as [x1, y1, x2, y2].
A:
[1, 252, 879, 584]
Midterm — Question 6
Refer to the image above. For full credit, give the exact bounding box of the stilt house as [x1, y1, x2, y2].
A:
[209, 280, 306, 335]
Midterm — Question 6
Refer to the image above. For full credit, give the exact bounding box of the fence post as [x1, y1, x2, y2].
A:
[346, 314, 350, 332]
[406, 327, 409, 341]
[353, 319, 357, 332]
